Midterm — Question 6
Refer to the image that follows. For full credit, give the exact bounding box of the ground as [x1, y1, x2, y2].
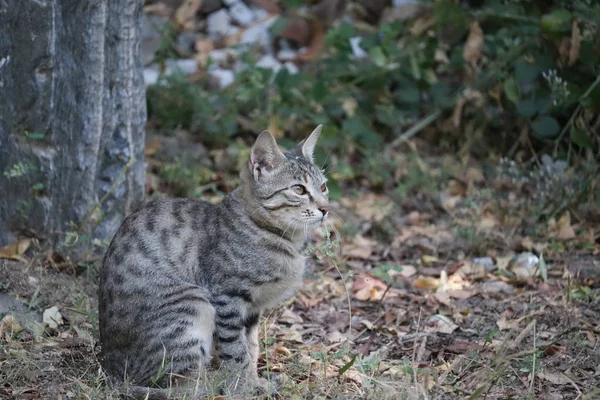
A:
[1, 139, 599, 399]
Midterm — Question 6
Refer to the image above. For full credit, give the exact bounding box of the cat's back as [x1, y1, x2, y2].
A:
[100, 198, 215, 285]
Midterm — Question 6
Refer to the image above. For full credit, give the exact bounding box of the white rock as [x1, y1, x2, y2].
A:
[241, 16, 276, 49]
[284, 61, 299, 74]
[222, 0, 239, 6]
[349, 37, 367, 58]
[207, 9, 232, 38]
[256, 54, 282, 73]
[208, 48, 239, 68]
[229, 1, 255, 26]
[209, 69, 236, 88]
[144, 68, 160, 86]
[252, 7, 269, 21]
[393, 0, 417, 6]
[166, 58, 198, 75]
[277, 49, 297, 62]
[43, 306, 64, 330]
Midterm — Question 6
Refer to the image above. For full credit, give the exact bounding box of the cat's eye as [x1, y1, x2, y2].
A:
[320, 183, 327, 192]
[291, 185, 307, 195]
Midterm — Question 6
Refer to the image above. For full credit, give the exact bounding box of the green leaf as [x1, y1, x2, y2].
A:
[531, 115, 560, 139]
[541, 9, 572, 34]
[31, 183, 44, 192]
[503, 78, 520, 104]
[369, 46, 387, 67]
[338, 354, 357, 376]
[538, 253, 547, 283]
[515, 59, 540, 85]
[517, 99, 538, 118]
[269, 16, 290, 36]
[396, 86, 420, 104]
[570, 126, 594, 149]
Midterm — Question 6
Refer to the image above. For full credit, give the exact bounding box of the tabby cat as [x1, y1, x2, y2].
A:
[98, 126, 329, 399]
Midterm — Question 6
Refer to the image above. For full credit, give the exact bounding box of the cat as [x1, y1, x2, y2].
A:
[98, 125, 329, 399]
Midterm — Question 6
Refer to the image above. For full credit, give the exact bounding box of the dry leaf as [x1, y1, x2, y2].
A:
[413, 276, 439, 290]
[423, 315, 458, 334]
[0, 314, 22, 342]
[538, 371, 572, 385]
[557, 212, 576, 240]
[279, 309, 303, 324]
[463, 21, 484, 74]
[352, 274, 388, 301]
[341, 193, 393, 222]
[296, 19, 325, 62]
[569, 21, 581, 66]
[0, 238, 32, 261]
[43, 306, 64, 330]
[175, 0, 203, 28]
[250, 0, 281, 14]
[144, 2, 173, 17]
[341, 97, 358, 117]
[410, 15, 434, 36]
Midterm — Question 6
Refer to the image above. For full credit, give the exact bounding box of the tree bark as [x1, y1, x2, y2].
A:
[0, 0, 146, 250]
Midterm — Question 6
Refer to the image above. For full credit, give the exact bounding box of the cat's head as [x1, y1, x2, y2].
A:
[240, 125, 329, 236]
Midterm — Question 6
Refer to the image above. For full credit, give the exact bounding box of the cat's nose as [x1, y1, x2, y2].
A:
[318, 207, 328, 216]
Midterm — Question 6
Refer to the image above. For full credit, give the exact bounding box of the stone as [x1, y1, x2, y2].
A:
[177, 31, 200, 53]
[207, 48, 239, 68]
[349, 37, 367, 58]
[229, 1, 255, 26]
[143, 67, 160, 86]
[284, 61, 299, 74]
[166, 58, 198, 75]
[240, 15, 276, 50]
[207, 9, 232, 38]
[256, 54, 282, 73]
[200, 0, 224, 14]
[208, 68, 236, 88]
[277, 49, 297, 62]
[222, 0, 239, 6]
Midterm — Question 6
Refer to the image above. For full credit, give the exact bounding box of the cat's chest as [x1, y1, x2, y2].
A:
[254, 254, 306, 308]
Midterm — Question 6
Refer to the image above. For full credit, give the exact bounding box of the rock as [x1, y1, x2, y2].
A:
[229, 1, 256, 26]
[252, 6, 269, 21]
[256, 54, 282, 73]
[349, 37, 367, 58]
[0, 292, 42, 328]
[143, 67, 160, 86]
[146, 131, 211, 168]
[165, 58, 198, 75]
[200, 0, 223, 14]
[240, 15, 276, 50]
[207, 48, 239, 68]
[207, 9, 232, 38]
[208, 68, 236, 88]
[277, 49, 297, 61]
[284, 61, 299, 74]
[177, 31, 200, 53]
[222, 0, 239, 6]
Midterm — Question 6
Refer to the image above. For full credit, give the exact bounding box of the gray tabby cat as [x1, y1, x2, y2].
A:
[98, 126, 329, 399]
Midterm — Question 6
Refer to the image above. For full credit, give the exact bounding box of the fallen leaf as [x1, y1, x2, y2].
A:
[480, 279, 514, 294]
[352, 274, 388, 301]
[423, 315, 458, 334]
[0, 314, 22, 342]
[279, 309, 303, 324]
[413, 276, 439, 290]
[326, 330, 346, 344]
[463, 21, 484, 75]
[568, 21, 581, 66]
[410, 15, 434, 36]
[538, 371, 572, 385]
[279, 16, 312, 46]
[43, 306, 64, 330]
[296, 19, 325, 62]
[143, 2, 173, 17]
[0, 238, 31, 261]
[175, 0, 204, 29]
[550, 212, 576, 240]
[250, 0, 281, 14]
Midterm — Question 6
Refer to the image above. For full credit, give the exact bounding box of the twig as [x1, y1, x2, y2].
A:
[390, 109, 442, 149]
[528, 321, 537, 399]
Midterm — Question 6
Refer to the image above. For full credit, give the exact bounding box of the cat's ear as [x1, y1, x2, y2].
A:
[292, 124, 322, 162]
[250, 130, 286, 180]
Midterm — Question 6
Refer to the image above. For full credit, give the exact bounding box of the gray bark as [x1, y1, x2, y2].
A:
[0, 0, 146, 249]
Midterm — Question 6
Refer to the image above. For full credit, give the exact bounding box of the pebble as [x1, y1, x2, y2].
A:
[284, 61, 299, 74]
[349, 37, 367, 58]
[207, 9, 232, 38]
[209, 68, 236, 88]
[229, 1, 255, 26]
[256, 54, 282, 73]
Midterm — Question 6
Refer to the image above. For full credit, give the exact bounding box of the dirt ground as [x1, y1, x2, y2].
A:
[1, 153, 599, 399]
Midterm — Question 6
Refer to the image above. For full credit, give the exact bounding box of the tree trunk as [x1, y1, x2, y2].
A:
[0, 0, 146, 250]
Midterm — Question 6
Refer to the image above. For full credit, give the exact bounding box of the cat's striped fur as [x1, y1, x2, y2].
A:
[98, 126, 329, 399]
